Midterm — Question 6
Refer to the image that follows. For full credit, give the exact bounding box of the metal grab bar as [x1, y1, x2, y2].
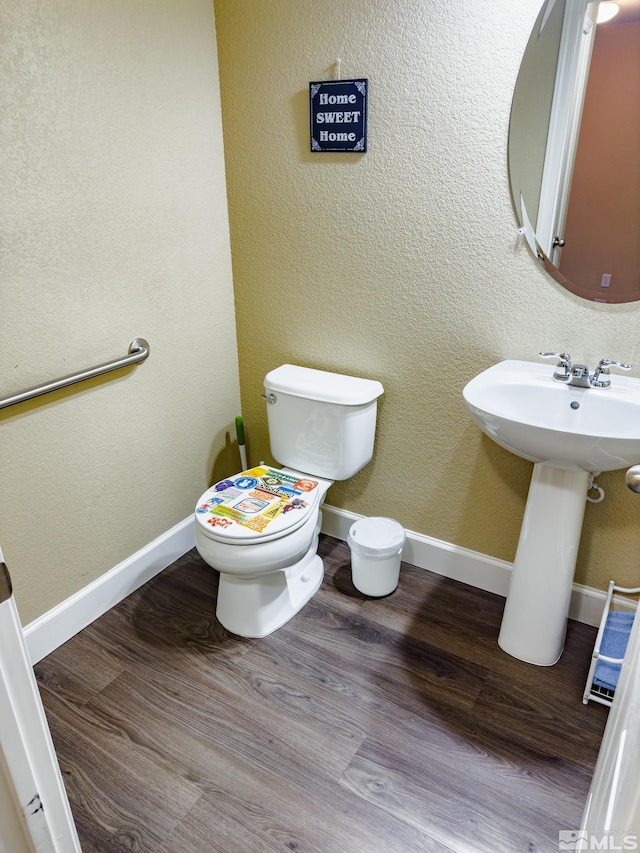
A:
[0, 337, 150, 411]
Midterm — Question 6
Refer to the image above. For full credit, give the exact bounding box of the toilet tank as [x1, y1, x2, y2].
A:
[263, 364, 384, 480]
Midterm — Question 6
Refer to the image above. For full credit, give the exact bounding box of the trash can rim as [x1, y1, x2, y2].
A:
[347, 516, 406, 559]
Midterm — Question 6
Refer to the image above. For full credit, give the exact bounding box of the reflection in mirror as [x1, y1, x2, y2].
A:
[509, 0, 640, 303]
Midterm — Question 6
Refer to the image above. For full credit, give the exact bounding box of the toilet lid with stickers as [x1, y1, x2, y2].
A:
[195, 466, 322, 543]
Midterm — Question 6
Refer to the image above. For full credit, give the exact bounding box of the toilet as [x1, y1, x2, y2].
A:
[194, 364, 383, 637]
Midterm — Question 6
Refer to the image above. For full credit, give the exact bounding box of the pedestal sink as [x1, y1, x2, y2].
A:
[463, 360, 640, 666]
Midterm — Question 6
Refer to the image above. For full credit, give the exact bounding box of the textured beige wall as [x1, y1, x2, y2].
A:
[0, 0, 240, 623]
[215, 0, 640, 591]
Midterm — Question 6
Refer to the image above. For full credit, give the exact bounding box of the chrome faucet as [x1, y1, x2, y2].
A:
[591, 358, 633, 388]
[568, 363, 591, 387]
[539, 351, 572, 382]
[539, 352, 632, 388]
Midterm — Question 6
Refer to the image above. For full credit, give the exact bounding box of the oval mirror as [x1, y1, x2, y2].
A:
[509, 0, 640, 303]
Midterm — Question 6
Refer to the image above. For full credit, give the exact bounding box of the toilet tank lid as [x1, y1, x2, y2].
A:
[264, 364, 384, 406]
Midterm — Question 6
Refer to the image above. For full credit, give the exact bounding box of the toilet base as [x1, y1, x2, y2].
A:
[216, 543, 324, 638]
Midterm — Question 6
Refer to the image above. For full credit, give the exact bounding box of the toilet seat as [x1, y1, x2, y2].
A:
[195, 466, 324, 545]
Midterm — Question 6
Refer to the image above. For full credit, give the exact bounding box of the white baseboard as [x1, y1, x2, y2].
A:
[24, 517, 195, 665]
[321, 504, 634, 629]
[22, 505, 633, 665]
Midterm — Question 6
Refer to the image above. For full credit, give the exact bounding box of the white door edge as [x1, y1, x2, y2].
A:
[0, 554, 80, 853]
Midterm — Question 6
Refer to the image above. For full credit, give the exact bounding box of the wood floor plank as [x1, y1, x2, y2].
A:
[154, 742, 453, 853]
[161, 793, 284, 853]
[34, 536, 605, 852]
[271, 593, 488, 715]
[243, 618, 597, 811]
[342, 749, 546, 853]
[38, 686, 201, 852]
[314, 535, 370, 610]
[325, 551, 607, 746]
[94, 548, 256, 662]
[361, 560, 601, 702]
[340, 706, 592, 851]
[241, 609, 485, 763]
[245, 610, 597, 850]
[84, 661, 366, 785]
[61, 800, 138, 853]
[34, 630, 125, 706]
[77, 669, 446, 851]
[469, 676, 605, 772]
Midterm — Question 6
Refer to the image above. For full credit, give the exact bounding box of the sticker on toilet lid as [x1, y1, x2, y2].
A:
[233, 498, 270, 514]
[261, 474, 283, 488]
[276, 487, 298, 500]
[218, 487, 242, 500]
[213, 479, 235, 492]
[234, 475, 258, 490]
[196, 467, 320, 539]
[258, 469, 318, 500]
[196, 496, 225, 512]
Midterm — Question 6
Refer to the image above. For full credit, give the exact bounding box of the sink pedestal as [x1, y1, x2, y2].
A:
[498, 463, 590, 666]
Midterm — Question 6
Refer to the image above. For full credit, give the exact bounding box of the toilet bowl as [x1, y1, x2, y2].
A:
[194, 364, 384, 637]
[195, 466, 331, 636]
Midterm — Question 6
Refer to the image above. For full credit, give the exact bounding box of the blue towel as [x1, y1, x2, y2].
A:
[593, 610, 635, 691]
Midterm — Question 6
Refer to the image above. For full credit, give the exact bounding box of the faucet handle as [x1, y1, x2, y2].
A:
[539, 351, 571, 381]
[591, 358, 632, 388]
[596, 358, 631, 371]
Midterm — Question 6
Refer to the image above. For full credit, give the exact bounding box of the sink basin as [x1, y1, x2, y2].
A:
[463, 358, 640, 667]
[463, 359, 640, 472]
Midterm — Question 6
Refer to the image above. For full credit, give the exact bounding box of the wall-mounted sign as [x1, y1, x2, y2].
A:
[309, 79, 368, 153]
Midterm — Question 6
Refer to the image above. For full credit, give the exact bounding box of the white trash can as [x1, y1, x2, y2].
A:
[347, 517, 406, 597]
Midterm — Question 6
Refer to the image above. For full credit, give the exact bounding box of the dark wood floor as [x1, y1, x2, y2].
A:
[35, 535, 608, 853]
